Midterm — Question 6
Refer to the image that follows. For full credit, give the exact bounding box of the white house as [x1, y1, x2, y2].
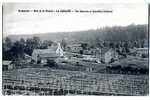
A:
[82, 55, 101, 63]
[135, 48, 148, 57]
[134, 39, 148, 57]
[3, 60, 14, 71]
[101, 48, 118, 63]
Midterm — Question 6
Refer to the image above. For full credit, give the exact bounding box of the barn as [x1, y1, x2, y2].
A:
[32, 43, 64, 64]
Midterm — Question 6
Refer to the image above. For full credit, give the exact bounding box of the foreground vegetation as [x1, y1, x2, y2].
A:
[3, 67, 148, 96]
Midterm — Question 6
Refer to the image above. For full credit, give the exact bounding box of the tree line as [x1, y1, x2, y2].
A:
[3, 37, 53, 60]
[3, 24, 148, 60]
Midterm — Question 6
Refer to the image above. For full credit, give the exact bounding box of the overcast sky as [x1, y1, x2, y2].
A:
[3, 3, 148, 36]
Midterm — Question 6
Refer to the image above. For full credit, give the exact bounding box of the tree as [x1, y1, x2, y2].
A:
[81, 43, 88, 50]
[9, 41, 24, 60]
[124, 42, 130, 53]
[25, 37, 41, 56]
[19, 38, 26, 54]
[41, 40, 53, 49]
[3, 37, 13, 60]
[20, 38, 26, 46]
[32, 37, 41, 49]
[25, 38, 34, 56]
[109, 42, 115, 48]
[46, 59, 57, 68]
[115, 42, 120, 49]
[4, 37, 12, 51]
[95, 38, 102, 48]
[79, 50, 83, 54]
[61, 39, 67, 50]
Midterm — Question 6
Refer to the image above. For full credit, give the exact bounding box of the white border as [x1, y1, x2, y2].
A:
[0, 0, 149, 100]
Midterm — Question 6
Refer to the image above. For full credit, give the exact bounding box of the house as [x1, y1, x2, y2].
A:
[66, 44, 83, 53]
[82, 48, 99, 55]
[32, 43, 64, 64]
[135, 48, 148, 57]
[100, 48, 118, 63]
[3, 61, 14, 71]
[81, 48, 118, 63]
[143, 39, 148, 48]
[86, 67, 94, 72]
[135, 39, 148, 57]
[24, 54, 32, 63]
[82, 54, 101, 63]
[82, 50, 92, 55]
[92, 48, 101, 58]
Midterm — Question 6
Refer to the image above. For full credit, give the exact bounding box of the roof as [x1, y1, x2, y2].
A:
[32, 43, 64, 58]
[3, 61, 12, 65]
[33, 49, 55, 54]
[144, 39, 148, 48]
[136, 48, 148, 50]
[48, 45, 58, 50]
[32, 49, 58, 58]
[101, 48, 112, 54]
[24, 53, 32, 59]
[39, 53, 58, 58]
[67, 44, 82, 47]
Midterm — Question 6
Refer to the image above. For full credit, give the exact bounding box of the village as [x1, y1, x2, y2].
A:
[2, 37, 149, 95]
[3, 38, 149, 69]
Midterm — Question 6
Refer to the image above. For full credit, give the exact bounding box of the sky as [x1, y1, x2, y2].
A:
[3, 3, 148, 36]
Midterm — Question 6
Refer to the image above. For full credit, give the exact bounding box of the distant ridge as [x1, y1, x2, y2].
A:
[6, 29, 98, 42]
[6, 24, 147, 43]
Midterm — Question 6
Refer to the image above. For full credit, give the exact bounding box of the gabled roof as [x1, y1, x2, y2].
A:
[32, 48, 55, 54]
[24, 53, 32, 59]
[67, 44, 82, 47]
[32, 49, 58, 57]
[38, 53, 58, 58]
[101, 48, 111, 54]
[101, 48, 116, 55]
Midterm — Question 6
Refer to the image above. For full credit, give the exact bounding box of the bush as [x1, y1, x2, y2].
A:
[37, 60, 41, 64]
[30, 59, 35, 64]
[61, 61, 68, 63]
[46, 59, 57, 67]
[110, 58, 115, 63]
[141, 54, 148, 58]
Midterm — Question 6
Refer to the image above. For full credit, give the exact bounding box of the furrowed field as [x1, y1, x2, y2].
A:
[2, 66, 148, 96]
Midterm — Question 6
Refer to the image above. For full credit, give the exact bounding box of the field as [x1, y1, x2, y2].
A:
[2, 66, 149, 96]
[54, 55, 149, 75]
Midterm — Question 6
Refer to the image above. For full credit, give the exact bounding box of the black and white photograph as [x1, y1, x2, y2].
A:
[2, 2, 149, 96]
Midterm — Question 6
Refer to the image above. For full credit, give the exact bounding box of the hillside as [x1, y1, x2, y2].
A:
[6, 24, 147, 43]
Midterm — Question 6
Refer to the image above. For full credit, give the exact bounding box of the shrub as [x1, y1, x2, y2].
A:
[141, 54, 148, 58]
[46, 59, 57, 68]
